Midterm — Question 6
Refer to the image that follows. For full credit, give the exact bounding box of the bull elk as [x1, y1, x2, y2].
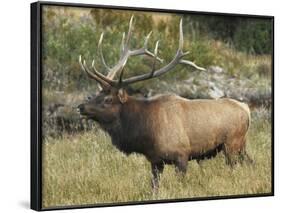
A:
[77, 16, 252, 190]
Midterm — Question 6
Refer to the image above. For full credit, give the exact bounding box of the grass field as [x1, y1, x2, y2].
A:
[42, 108, 272, 208]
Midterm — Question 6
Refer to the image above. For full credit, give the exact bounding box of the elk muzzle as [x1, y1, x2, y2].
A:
[77, 104, 86, 115]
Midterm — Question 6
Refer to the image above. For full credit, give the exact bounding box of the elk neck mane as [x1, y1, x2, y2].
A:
[99, 93, 179, 154]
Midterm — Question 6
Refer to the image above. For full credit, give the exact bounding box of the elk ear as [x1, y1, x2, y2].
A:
[117, 89, 128, 104]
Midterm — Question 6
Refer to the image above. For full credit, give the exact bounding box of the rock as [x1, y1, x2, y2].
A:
[208, 66, 225, 74]
[208, 85, 225, 99]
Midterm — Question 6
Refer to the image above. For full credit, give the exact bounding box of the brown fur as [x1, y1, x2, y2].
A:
[78, 90, 252, 190]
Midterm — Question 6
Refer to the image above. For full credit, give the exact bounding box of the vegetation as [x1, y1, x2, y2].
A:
[42, 108, 271, 208]
[190, 15, 272, 54]
[41, 5, 272, 208]
[42, 6, 272, 92]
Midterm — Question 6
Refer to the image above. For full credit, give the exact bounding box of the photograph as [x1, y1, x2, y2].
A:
[31, 2, 273, 210]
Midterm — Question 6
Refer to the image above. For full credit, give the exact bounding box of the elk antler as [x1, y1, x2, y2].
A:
[79, 17, 206, 88]
[119, 19, 206, 85]
[79, 55, 113, 90]
[96, 16, 163, 80]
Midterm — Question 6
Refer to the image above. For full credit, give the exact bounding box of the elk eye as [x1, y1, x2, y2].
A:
[104, 97, 113, 104]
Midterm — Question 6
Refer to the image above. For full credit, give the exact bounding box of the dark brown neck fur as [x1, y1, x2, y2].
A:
[100, 96, 153, 155]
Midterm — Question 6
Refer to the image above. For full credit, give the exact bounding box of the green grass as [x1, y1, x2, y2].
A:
[42, 109, 272, 208]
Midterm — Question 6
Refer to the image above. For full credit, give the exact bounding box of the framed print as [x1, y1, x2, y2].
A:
[31, 1, 274, 211]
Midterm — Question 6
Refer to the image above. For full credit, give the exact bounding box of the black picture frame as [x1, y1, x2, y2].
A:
[31, 1, 274, 211]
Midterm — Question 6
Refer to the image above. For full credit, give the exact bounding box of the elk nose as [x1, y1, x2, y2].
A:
[77, 104, 85, 113]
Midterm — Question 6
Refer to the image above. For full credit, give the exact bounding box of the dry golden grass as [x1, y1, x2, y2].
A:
[42, 109, 272, 209]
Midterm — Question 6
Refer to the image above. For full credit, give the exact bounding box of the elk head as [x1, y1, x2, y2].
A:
[77, 16, 205, 124]
[77, 87, 128, 123]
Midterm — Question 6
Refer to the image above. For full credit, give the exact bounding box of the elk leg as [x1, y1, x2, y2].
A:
[239, 138, 254, 164]
[196, 159, 202, 165]
[175, 155, 188, 176]
[224, 137, 253, 167]
[151, 162, 164, 192]
[222, 144, 235, 167]
[239, 149, 254, 165]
